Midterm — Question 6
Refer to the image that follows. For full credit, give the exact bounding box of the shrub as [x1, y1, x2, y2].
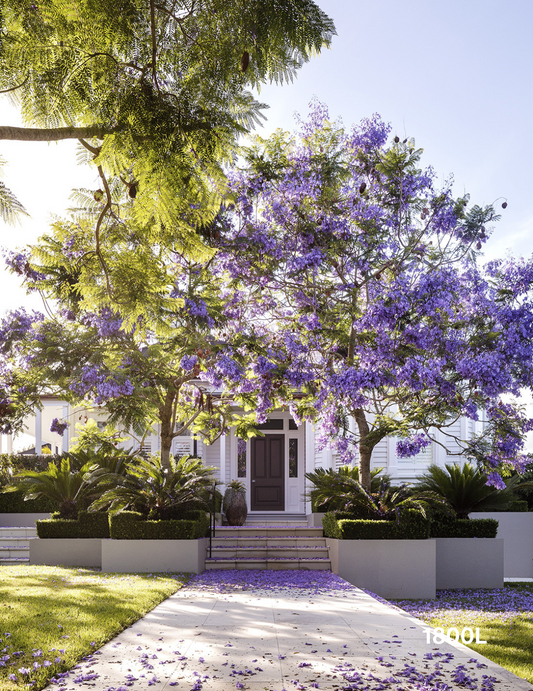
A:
[306, 466, 390, 513]
[109, 510, 209, 540]
[416, 463, 532, 518]
[36, 511, 110, 538]
[0, 490, 57, 513]
[323, 508, 430, 540]
[430, 514, 498, 538]
[90, 454, 220, 520]
[0, 453, 59, 476]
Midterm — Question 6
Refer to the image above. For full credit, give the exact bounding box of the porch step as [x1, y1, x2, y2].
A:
[244, 513, 308, 526]
[0, 527, 38, 565]
[205, 557, 331, 570]
[206, 525, 330, 571]
[214, 526, 323, 538]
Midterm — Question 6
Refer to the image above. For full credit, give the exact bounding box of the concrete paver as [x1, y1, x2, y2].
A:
[43, 573, 533, 691]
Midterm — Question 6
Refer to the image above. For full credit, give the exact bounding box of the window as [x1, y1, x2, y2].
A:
[288, 419, 298, 430]
[289, 439, 298, 478]
[237, 438, 247, 477]
[257, 419, 284, 430]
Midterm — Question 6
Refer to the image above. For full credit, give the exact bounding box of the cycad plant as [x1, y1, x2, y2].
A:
[89, 454, 219, 520]
[306, 464, 448, 522]
[415, 463, 532, 519]
[305, 465, 391, 514]
[5, 457, 95, 519]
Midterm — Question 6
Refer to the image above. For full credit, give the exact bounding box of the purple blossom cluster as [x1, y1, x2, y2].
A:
[397, 434, 432, 459]
[69, 364, 134, 404]
[3, 249, 45, 284]
[50, 417, 68, 435]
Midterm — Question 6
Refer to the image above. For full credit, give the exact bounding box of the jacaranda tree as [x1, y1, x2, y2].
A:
[216, 102, 533, 490]
[0, 0, 335, 263]
[0, 208, 280, 469]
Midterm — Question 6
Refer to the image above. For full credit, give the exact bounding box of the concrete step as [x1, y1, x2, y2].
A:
[0, 527, 38, 538]
[0, 556, 30, 565]
[0, 546, 30, 558]
[205, 557, 331, 571]
[214, 526, 323, 538]
[211, 536, 326, 547]
[209, 546, 329, 559]
[244, 513, 308, 526]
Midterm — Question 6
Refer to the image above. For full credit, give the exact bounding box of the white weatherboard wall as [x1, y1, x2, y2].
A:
[470, 512, 533, 579]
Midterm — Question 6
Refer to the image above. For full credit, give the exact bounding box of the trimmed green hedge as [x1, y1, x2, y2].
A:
[109, 510, 209, 540]
[36, 512, 110, 538]
[0, 490, 57, 513]
[430, 514, 498, 538]
[323, 509, 430, 540]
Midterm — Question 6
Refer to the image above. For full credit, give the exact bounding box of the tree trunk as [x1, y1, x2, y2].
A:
[159, 390, 176, 472]
[353, 408, 372, 491]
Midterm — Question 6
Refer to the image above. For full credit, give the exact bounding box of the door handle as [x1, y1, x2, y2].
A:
[252, 480, 256, 483]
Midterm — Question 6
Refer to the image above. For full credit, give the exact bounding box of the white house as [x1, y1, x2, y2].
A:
[3, 396, 483, 518]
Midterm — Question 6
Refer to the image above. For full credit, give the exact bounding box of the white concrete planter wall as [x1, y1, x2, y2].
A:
[470, 512, 533, 579]
[30, 538, 102, 567]
[0, 513, 51, 527]
[435, 538, 504, 589]
[101, 538, 208, 573]
[327, 538, 436, 599]
[307, 513, 324, 527]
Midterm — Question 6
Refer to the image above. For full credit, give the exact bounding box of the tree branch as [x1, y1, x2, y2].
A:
[0, 125, 121, 141]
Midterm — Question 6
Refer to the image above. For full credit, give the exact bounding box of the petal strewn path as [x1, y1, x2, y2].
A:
[43, 570, 533, 691]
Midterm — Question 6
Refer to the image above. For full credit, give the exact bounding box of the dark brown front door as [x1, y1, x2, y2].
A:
[251, 435, 284, 511]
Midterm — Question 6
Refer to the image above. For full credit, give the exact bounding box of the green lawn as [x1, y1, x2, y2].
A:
[0, 565, 189, 690]
[391, 582, 533, 684]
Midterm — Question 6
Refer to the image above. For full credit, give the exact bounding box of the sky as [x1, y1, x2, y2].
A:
[1, 0, 533, 442]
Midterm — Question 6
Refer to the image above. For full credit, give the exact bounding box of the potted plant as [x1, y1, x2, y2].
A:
[223, 480, 247, 526]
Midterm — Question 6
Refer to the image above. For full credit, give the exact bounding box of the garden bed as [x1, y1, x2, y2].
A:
[435, 537, 504, 589]
[100, 537, 208, 573]
[30, 538, 102, 568]
[326, 537, 436, 599]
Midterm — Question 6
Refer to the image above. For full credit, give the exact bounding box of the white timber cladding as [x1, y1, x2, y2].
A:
[444, 418, 464, 456]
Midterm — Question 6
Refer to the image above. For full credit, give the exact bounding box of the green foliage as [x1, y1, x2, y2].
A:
[323, 508, 429, 540]
[0, 490, 57, 513]
[89, 454, 219, 520]
[109, 510, 208, 539]
[306, 465, 390, 513]
[337, 518, 395, 540]
[0, 453, 58, 476]
[416, 463, 530, 519]
[0, 156, 28, 225]
[5, 457, 95, 519]
[308, 467, 447, 522]
[322, 511, 340, 538]
[0, 0, 334, 246]
[36, 511, 110, 538]
[430, 514, 498, 538]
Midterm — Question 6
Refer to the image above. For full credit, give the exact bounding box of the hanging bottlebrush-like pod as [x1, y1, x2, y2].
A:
[240, 51, 250, 72]
[223, 480, 247, 526]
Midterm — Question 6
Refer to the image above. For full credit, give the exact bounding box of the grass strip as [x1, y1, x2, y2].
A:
[0, 565, 189, 690]
[391, 582, 533, 684]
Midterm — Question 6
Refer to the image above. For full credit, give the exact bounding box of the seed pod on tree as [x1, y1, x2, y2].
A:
[240, 51, 250, 72]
